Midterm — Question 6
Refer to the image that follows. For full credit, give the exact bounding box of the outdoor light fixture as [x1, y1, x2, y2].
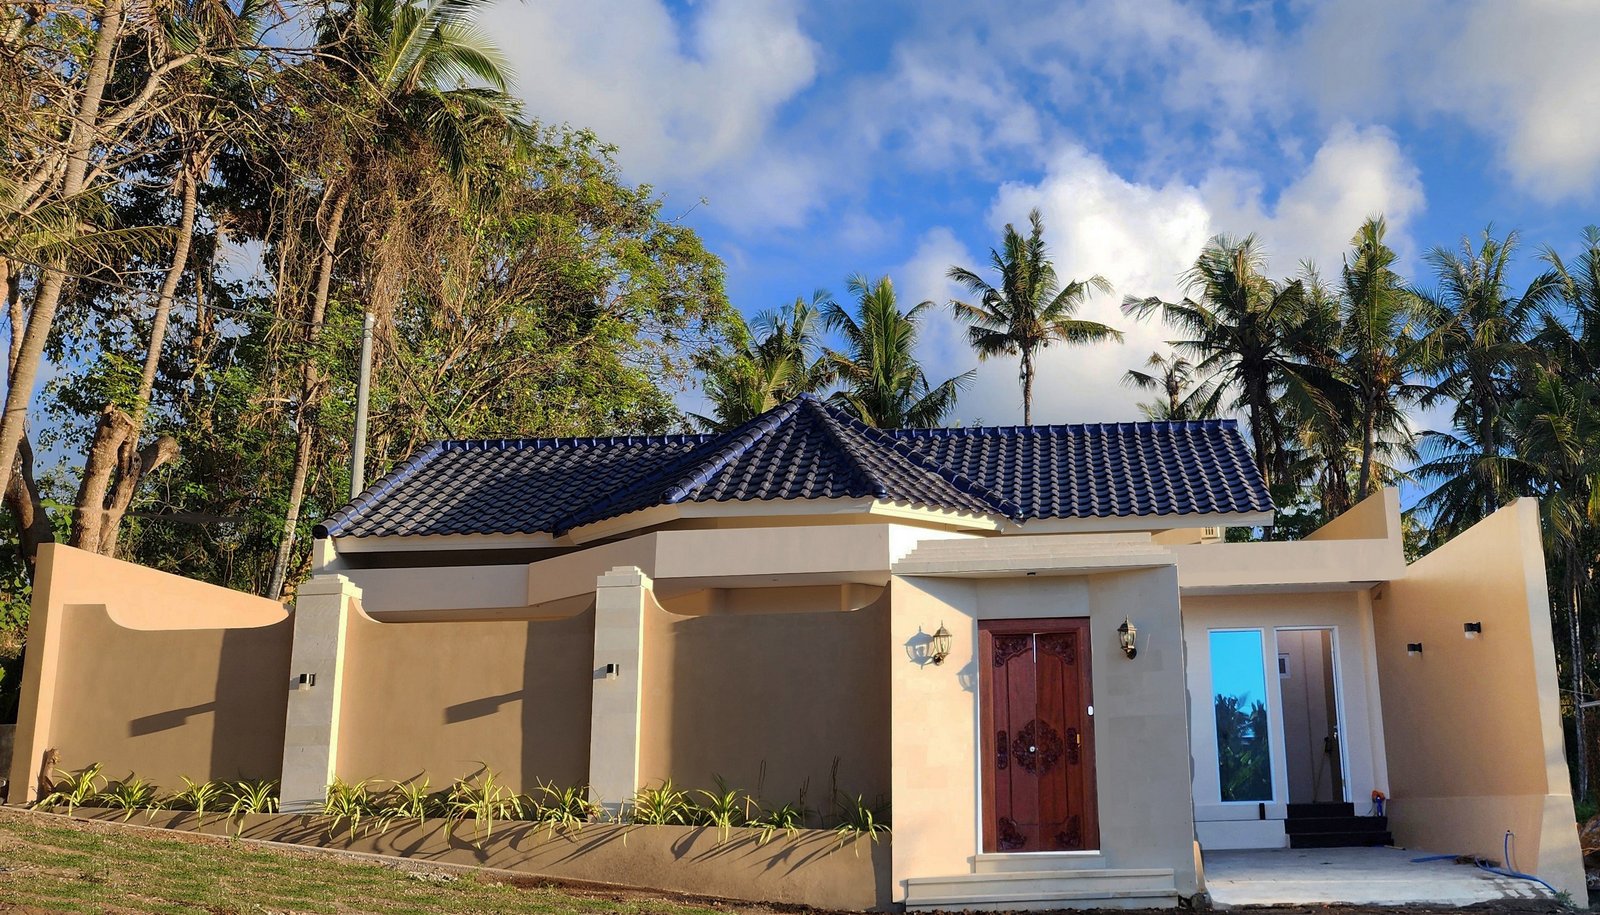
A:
[295, 673, 316, 690]
[929, 624, 953, 665]
[1407, 642, 1424, 657]
[603, 663, 621, 680]
[1464, 622, 1483, 639]
[1117, 617, 1138, 659]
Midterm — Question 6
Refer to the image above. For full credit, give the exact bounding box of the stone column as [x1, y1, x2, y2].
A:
[587, 566, 651, 815]
[279, 573, 359, 812]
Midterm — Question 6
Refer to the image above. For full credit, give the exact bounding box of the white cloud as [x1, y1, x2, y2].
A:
[1200, 123, 1426, 273]
[901, 128, 1425, 427]
[1293, 0, 1600, 200]
[491, 0, 820, 223]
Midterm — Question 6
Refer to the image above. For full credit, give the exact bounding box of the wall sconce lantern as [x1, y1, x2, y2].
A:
[1464, 622, 1483, 639]
[295, 673, 316, 691]
[1117, 617, 1138, 659]
[929, 623, 953, 665]
[1407, 642, 1424, 657]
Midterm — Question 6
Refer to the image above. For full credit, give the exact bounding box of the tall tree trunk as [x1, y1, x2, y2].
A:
[267, 184, 350, 599]
[1358, 391, 1377, 498]
[1568, 552, 1589, 802]
[0, 0, 127, 504]
[69, 159, 199, 554]
[1021, 347, 1034, 425]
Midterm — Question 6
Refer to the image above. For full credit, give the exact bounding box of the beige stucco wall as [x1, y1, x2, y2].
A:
[888, 575, 979, 900]
[1373, 498, 1585, 898]
[639, 589, 891, 807]
[9, 544, 291, 801]
[336, 604, 595, 790]
[887, 564, 1198, 899]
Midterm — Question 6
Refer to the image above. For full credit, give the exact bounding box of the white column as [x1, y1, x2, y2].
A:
[279, 573, 358, 813]
[587, 566, 651, 815]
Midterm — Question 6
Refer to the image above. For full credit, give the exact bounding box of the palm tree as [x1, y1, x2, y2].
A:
[1123, 235, 1306, 489]
[1414, 228, 1558, 537]
[267, 0, 522, 597]
[1508, 366, 1600, 802]
[1339, 217, 1430, 499]
[695, 292, 833, 431]
[1121, 351, 1216, 420]
[825, 274, 972, 429]
[949, 209, 1120, 424]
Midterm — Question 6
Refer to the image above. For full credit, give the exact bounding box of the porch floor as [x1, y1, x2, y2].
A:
[1202, 847, 1554, 908]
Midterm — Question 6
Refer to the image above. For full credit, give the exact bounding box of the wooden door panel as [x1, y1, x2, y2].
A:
[979, 618, 1097, 853]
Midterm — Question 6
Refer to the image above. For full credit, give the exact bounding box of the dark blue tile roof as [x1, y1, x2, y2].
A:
[316, 395, 1272, 539]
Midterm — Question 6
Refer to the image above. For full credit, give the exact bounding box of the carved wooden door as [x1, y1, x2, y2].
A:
[979, 618, 1098, 852]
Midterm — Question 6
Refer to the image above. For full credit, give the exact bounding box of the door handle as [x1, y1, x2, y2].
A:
[1074, 732, 1082, 749]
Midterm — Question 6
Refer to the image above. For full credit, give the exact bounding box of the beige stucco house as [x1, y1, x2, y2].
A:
[6, 395, 1585, 910]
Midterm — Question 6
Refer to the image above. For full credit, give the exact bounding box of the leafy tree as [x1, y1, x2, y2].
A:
[1339, 218, 1430, 500]
[1121, 351, 1216, 421]
[1414, 228, 1558, 537]
[949, 209, 1119, 424]
[1123, 235, 1307, 492]
[825, 274, 971, 429]
[696, 291, 833, 431]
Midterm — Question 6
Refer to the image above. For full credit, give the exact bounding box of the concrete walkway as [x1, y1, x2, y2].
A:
[1203, 847, 1555, 907]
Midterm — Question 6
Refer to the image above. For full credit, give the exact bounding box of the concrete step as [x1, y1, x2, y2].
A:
[1287, 801, 1354, 818]
[1285, 815, 1388, 835]
[1288, 831, 1394, 848]
[904, 867, 1179, 912]
[974, 851, 1107, 873]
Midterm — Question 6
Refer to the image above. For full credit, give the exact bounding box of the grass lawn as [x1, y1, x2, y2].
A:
[0, 809, 756, 915]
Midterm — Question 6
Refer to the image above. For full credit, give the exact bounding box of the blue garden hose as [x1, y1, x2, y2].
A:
[1407, 831, 1560, 897]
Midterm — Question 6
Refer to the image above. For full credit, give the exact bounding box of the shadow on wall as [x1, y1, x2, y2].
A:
[644, 591, 892, 811]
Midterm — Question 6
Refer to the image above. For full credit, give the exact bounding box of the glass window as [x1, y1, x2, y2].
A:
[1210, 630, 1272, 802]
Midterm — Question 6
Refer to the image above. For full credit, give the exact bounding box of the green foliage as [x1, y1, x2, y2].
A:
[694, 776, 751, 840]
[527, 781, 603, 837]
[824, 274, 972, 429]
[949, 208, 1120, 424]
[627, 780, 699, 826]
[751, 799, 811, 846]
[1214, 694, 1272, 802]
[36, 764, 106, 813]
[441, 769, 523, 847]
[224, 779, 280, 818]
[831, 793, 890, 849]
[97, 775, 162, 820]
[167, 777, 227, 819]
[322, 777, 379, 837]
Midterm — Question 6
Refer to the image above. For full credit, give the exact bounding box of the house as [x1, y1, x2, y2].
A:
[7, 394, 1585, 910]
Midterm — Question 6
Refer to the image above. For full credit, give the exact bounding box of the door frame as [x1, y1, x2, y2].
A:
[1273, 625, 1352, 805]
[977, 617, 1099, 853]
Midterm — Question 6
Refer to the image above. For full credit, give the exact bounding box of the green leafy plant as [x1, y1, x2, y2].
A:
[695, 776, 750, 842]
[322, 777, 378, 837]
[373, 777, 436, 834]
[167, 777, 227, 820]
[752, 799, 811, 846]
[97, 775, 161, 820]
[832, 793, 890, 852]
[628, 780, 698, 826]
[528, 781, 602, 838]
[225, 780, 279, 816]
[36, 764, 105, 813]
[442, 770, 523, 847]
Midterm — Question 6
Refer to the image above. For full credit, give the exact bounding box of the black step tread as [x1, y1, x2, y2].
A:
[1285, 816, 1389, 835]
[1290, 831, 1394, 849]
[1287, 802, 1355, 818]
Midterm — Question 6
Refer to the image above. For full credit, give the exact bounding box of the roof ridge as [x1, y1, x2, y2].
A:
[889, 418, 1239, 438]
[662, 399, 807, 503]
[813, 400, 1021, 519]
[440, 433, 716, 449]
[315, 440, 446, 538]
[802, 398, 890, 499]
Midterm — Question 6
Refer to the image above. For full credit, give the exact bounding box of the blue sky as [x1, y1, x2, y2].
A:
[489, 0, 1600, 429]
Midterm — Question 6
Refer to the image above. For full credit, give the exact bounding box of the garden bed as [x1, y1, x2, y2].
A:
[61, 807, 892, 910]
